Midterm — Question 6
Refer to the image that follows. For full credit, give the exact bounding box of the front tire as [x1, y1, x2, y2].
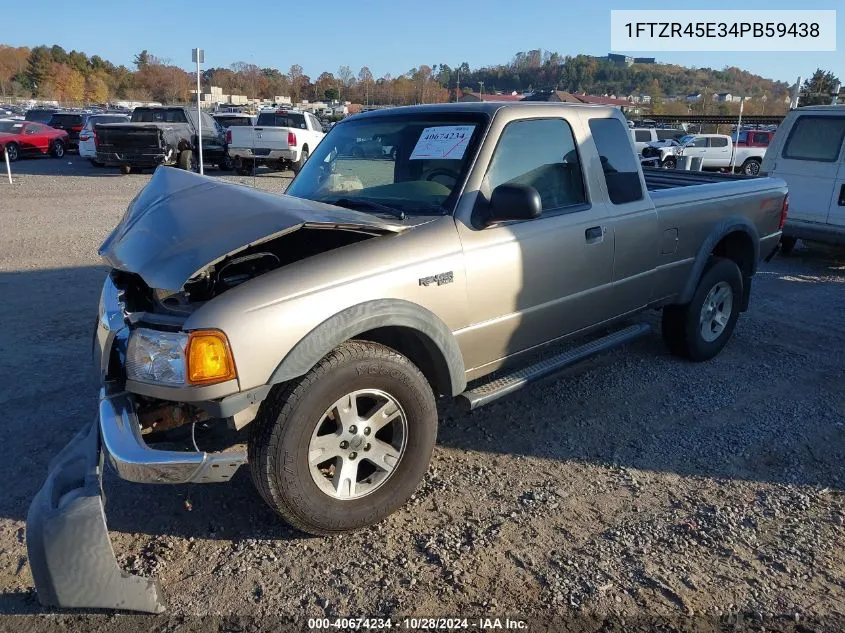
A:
[662, 157, 676, 169]
[50, 140, 65, 158]
[248, 340, 438, 535]
[4, 142, 19, 162]
[662, 257, 743, 362]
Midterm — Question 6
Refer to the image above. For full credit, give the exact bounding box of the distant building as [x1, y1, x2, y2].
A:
[607, 53, 656, 67]
[686, 93, 703, 102]
[714, 93, 733, 102]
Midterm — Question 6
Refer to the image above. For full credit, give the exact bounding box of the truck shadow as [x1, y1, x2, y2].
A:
[1, 255, 843, 543]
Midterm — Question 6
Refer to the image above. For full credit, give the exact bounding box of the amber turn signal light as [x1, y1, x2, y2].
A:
[186, 330, 237, 385]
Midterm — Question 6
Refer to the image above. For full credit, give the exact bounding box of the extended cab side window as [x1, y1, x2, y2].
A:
[782, 116, 845, 162]
[634, 130, 651, 142]
[690, 137, 709, 148]
[588, 118, 644, 205]
[485, 118, 586, 212]
[711, 137, 729, 148]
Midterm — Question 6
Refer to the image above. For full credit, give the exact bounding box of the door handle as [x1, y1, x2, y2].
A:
[839, 184, 845, 206]
[585, 226, 605, 243]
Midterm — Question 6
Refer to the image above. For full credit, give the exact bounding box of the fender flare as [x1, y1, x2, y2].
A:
[268, 299, 467, 396]
[678, 216, 760, 304]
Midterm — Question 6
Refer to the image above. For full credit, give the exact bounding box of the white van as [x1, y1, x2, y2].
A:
[761, 106, 845, 253]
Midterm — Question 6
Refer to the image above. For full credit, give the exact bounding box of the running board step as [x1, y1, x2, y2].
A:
[456, 323, 652, 411]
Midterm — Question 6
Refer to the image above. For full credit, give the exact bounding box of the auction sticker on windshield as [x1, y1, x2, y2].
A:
[410, 126, 475, 160]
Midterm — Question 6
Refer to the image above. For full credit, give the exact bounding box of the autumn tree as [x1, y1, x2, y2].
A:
[801, 69, 840, 106]
[85, 73, 110, 103]
[134, 50, 151, 69]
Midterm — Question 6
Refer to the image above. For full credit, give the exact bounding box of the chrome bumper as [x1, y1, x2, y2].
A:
[229, 147, 295, 161]
[100, 388, 246, 484]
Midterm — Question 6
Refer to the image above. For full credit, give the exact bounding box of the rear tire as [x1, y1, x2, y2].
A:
[234, 156, 253, 176]
[178, 149, 196, 171]
[291, 147, 309, 175]
[662, 257, 743, 362]
[50, 140, 65, 158]
[780, 236, 797, 255]
[119, 164, 132, 175]
[248, 340, 437, 535]
[741, 158, 761, 176]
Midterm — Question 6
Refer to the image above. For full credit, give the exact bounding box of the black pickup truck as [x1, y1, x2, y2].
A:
[95, 106, 232, 174]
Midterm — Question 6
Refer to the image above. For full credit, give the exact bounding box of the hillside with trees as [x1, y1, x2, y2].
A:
[0, 44, 833, 114]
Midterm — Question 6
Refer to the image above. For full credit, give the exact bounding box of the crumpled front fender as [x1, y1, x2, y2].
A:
[26, 419, 165, 613]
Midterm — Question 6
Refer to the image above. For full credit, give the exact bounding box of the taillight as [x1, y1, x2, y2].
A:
[79, 133, 90, 141]
[93, 132, 98, 148]
[288, 131, 297, 147]
[779, 194, 789, 230]
[225, 129, 231, 144]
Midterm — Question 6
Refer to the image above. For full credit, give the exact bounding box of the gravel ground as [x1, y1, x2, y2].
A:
[0, 157, 843, 632]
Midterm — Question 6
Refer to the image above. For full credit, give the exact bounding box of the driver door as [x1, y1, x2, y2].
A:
[454, 116, 615, 375]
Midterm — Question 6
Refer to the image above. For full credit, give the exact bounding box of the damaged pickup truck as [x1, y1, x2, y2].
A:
[27, 102, 788, 613]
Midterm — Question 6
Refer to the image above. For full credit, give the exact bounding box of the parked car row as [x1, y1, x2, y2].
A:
[227, 108, 325, 175]
[0, 119, 69, 161]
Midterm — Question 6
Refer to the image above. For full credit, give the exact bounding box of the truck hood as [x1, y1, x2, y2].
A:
[99, 167, 407, 291]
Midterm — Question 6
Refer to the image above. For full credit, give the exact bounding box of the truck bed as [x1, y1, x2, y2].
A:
[643, 167, 757, 191]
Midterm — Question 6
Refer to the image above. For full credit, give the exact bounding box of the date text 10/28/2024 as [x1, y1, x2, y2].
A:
[308, 617, 528, 630]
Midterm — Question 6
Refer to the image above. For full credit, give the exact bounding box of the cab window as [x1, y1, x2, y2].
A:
[485, 118, 586, 212]
[782, 116, 845, 162]
[589, 118, 644, 205]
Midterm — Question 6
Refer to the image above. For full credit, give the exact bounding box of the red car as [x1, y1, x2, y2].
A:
[0, 120, 69, 161]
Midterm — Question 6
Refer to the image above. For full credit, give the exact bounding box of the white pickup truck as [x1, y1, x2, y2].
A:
[227, 108, 325, 175]
[645, 133, 767, 175]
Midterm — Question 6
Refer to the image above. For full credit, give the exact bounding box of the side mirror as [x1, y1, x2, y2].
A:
[486, 183, 542, 225]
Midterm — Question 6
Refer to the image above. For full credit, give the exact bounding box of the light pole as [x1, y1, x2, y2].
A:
[192, 48, 205, 175]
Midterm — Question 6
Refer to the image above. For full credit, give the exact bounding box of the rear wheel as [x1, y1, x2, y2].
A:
[178, 149, 196, 171]
[235, 156, 253, 176]
[662, 257, 742, 362]
[50, 140, 65, 158]
[119, 164, 132, 175]
[291, 147, 309, 175]
[741, 158, 761, 176]
[248, 340, 437, 535]
[4, 142, 19, 162]
[218, 154, 233, 171]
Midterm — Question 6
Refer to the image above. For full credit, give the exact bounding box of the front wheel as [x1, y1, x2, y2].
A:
[661, 157, 676, 170]
[248, 340, 438, 535]
[661, 257, 743, 362]
[50, 140, 65, 158]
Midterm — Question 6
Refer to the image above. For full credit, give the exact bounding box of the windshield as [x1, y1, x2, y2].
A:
[0, 121, 24, 133]
[678, 135, 697, 145]
[286, 112, 488, 216]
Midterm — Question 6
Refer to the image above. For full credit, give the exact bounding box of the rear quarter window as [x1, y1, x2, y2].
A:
[589, 118, 644, 205]
[711, 137, 729, 148]
[782, 116, 845, 162]
[634, 130, 651, 142]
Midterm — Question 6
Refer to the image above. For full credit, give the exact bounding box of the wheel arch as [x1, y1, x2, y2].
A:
[268, 299, 466, 397]
[678, 218, 759, 307]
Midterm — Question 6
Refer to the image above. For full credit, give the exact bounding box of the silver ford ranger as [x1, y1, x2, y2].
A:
[27, 102, 788, 612]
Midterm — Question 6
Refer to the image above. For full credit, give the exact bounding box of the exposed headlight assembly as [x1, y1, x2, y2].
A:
[126, 328, 236, 386]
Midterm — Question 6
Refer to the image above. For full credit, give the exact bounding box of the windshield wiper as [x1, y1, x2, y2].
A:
[326, 197, 406, 221]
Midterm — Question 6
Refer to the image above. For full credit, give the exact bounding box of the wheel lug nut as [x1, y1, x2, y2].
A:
[363, 427, 371, 436]
[364, 443, 371, 451]
[340, 441, 349, 449]
[349, 452, 357, 460]
[349, 425, 357, 434]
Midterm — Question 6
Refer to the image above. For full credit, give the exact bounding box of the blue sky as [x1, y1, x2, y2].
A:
[2, 0, 842, 84]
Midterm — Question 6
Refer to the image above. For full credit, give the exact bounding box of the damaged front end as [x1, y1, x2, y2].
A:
[26, 419, 165, 613]
[26, 168, 406, 613]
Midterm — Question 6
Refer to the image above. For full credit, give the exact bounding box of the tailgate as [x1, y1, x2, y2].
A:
[245, 126, 291, 152]
[96, 125, 162, 151]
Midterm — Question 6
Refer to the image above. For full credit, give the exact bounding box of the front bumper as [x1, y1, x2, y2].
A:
[26, 419, 165, 612]
[26, 274, 248, 612]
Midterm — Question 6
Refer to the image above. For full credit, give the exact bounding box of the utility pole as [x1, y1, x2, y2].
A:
[478, 81, 484, 95]
[455, 69, 460, 102]
[191, 48, 204, 175]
